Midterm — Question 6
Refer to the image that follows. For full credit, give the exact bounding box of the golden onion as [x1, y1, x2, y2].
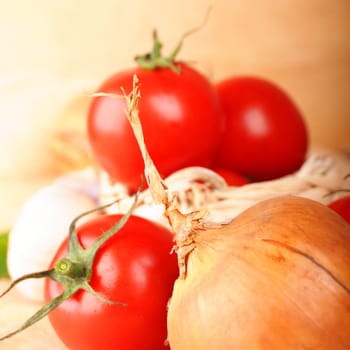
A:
[167, 195, 350, 349]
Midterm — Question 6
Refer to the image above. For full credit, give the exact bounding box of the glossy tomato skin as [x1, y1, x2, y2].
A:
[328, 195, 350, 224]
[88, 64, 225, 192]
[45, 215, 178, 350]
[214, 77, 308, 181]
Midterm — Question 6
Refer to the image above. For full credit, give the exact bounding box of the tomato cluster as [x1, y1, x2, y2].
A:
[87, 66, 308, 189]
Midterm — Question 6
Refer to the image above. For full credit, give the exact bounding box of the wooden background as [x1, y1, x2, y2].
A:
[0, 0, 349, 231]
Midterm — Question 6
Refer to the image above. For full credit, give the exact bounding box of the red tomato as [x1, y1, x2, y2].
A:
[88, 64, 224, 192]
[328, 195, 350, 224]
[212, 167, 249, 186]
[45, 214, 178, 350]
[214, 76, 308, 181]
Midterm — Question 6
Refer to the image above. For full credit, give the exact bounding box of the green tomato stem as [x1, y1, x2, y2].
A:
[134, 30, 181, 73]
[134, 8, 211, 73]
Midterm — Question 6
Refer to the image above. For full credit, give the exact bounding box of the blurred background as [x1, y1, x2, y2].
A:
[0, 0, 349, 230]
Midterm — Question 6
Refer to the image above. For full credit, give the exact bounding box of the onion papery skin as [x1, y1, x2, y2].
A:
[167, 195, 350, 350]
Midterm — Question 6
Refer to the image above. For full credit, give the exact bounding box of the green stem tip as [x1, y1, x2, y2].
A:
[54, 258, 86, 279]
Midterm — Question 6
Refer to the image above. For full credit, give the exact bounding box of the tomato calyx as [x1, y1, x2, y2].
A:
[0, 193, 140, 341]
[134, 30, 182, 73]
[135, 9, 211, 73]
